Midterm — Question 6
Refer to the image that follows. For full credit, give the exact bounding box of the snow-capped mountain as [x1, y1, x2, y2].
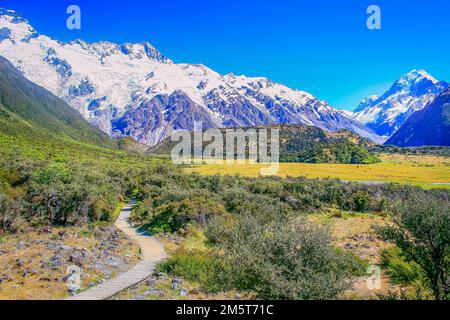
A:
[386, 88, 450, 147]
[353, 70, 449, 138]
[0, 8, 382, 146]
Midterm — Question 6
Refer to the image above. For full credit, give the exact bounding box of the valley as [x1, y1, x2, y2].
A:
[187, 153, 450, 188]
[0, 5, 449, 303]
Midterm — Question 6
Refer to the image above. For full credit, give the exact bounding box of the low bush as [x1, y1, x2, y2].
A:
[207, 213, 358, 299]
[150, 197, 227, 233]
[157, 248, 228, 292]
[381, 247, 423, 285]
[376, 192, 450, 300]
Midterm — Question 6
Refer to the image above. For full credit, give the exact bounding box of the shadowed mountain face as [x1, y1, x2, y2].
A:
[386, 89, 450, 147]
[0, 55, 112, 146]
[112, 90, 219, 147]
[0, 9, 382, 146]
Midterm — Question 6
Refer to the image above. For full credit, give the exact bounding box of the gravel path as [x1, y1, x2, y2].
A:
[67, 201, 166, 300]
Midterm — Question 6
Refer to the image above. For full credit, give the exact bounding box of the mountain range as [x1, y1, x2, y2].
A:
[0, 8, 382, 146]
[0, 8, 448, 147]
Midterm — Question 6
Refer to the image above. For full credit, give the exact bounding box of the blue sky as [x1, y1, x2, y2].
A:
[2, 0, 450, 109]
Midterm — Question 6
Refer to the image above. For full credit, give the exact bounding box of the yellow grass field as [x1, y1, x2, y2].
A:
[186, 154, 450, 188]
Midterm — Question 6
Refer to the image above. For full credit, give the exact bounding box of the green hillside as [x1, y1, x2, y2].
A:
[150, 124, 380, 164]
[0, 55, 161, 231]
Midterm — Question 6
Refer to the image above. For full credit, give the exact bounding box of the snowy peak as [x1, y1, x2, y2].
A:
[67, 38, 169, 64]
[118, 42, 170, 62]
[0, 8, 28, 23]
[0, 8, 38, 43]
[353, 69, 449, 137]
[0, 8, 169, 64]
[354, 95, 379, 113]
[398, 69, 438, 85]
[387, 69, 443, 96]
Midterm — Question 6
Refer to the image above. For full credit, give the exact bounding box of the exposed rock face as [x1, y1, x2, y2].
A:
[0, 8, 382, 145]
[386, 89, 450, 147]
[112, 91, 219, 146]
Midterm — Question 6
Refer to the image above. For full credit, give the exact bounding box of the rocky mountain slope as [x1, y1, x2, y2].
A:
[353, 69, 449, 138]
[0, 8, 382, 146]
[385, 89, 450, 147]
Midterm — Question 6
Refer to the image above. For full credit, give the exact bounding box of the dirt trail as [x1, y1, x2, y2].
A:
[67, 201, 166, 300]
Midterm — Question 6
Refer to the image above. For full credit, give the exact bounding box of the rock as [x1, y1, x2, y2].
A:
[172, 277, 182, 284]
[12, 284, 19, 289]
[41, 227, 53, 234]
[146, 290, 164, 297]
[344, 243, 355, 250]
[1, 274, 12, 283]
[179, 290, 188, 297]
[170, 282, 179, 290]
[46, 242, 60, 251]
[16, 241, 26, 250]
[189, 288, 202, 295]
[68, 251, 85, 267]
[145, 278, 156, 286]
[106, 256, 120, 267]
[67, 283, 81, 295]
[39, 277, 52, 282]
[235, 293, 242, 299]
[49, 255, 63, 269]
[61, 245, 74, 251]
[15, 258, 24, 267]
[58, 231, 67, 238]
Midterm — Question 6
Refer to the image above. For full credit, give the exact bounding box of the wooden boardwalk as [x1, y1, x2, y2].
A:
[67, 202, 166, 300]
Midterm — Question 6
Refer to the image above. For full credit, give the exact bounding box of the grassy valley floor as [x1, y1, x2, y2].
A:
[186, 154, 450, 188]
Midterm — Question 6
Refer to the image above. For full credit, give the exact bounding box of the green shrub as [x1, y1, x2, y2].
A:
[381, 247, 423, 285]
[376, 192, 450, 300]
[33, 163, 73, 185]
[339, 249, 370, 276]
[157, 248, 227, 292]
[150, 197, 227, 233]
[207, 213, 357, 300]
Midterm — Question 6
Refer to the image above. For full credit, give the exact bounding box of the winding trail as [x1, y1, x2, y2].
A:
[67, 201, 167, 300]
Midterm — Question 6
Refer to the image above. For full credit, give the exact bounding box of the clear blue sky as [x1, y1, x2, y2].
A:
[2, 0, 450, 109]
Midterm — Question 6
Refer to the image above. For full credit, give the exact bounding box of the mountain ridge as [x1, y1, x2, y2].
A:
[0, 8, 383, 146]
